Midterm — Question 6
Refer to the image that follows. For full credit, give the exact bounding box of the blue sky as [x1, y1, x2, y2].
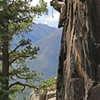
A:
[31, 0, 59, 28]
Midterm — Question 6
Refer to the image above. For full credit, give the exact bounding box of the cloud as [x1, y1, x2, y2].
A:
[31, 0, 51, 6]
[47, 12, 59, 21]
[34, 8, 60, 28]
[44, 21, 47, 24]
[30, 0, 39, 6]
[41, 12, 59, 28]
[31, 0, 59, 28]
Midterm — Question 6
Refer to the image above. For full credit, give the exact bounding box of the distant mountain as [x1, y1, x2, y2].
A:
[29, 29, 62, 79]
[13, 23, 62, 79]
[24, 23, 58, 43]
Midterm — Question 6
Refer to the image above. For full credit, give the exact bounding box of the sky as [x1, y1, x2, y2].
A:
[31, 0, 59, 28]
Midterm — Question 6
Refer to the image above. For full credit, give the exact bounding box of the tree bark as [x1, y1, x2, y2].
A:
[1, 37, 9, 100]
[57, 0, 100, 100]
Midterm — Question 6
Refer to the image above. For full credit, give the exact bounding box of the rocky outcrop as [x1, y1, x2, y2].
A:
[30, 91, 40, 100]
[29, 90, 56, 100]
[57, 0, 100, 100]
[87, 84, 100, 100]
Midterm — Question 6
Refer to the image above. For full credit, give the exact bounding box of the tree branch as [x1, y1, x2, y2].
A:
[16, 74, 32, 80]
[11, 25, 22, 34]
[9, 0, 15, 7]
[0, 54, 2, 60]
[0, 72, 2, 76]
[8, 6, 40, 14]
[9, 41, 30, 54]
[9, 55, 30, 65]
[9, 16, 30, 24]
[13, 8, 41, 13]
[9, 81, 38, 89]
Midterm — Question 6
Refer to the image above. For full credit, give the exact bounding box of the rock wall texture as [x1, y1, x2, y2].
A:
[56, 0, 100, 100]
[29, 90, 56, 100]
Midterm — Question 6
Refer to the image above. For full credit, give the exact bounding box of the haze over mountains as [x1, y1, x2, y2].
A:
[28, 23, 62, 79]
[24, 23, 59, 42]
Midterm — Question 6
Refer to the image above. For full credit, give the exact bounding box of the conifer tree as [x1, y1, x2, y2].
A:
[0, 0, 47, 99]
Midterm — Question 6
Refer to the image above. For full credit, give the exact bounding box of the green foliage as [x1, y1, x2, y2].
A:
[0, 0, 48, 39]
[18, 77, 56, 100]
[34, 77, 56, 94]
[0, 0, 48, 99]
[0, 89, 10, 100]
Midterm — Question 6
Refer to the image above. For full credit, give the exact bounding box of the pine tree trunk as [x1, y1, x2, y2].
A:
[1, 37, 9, 100]
[57, 0, 100, 100]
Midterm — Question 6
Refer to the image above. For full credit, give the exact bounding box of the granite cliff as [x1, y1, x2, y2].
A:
[57, 0, 100, 100]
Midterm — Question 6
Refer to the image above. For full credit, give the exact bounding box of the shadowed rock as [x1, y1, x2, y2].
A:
[88, 84, 100, 100]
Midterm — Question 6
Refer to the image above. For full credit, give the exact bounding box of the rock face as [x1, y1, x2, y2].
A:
[56, 0, 100, 100]
[30, 91, 40, 100]
[87, 84, 100, 100]
[29, 90, 56, 100]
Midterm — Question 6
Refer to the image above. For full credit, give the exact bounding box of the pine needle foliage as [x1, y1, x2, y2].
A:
[0, 0, 47, 100]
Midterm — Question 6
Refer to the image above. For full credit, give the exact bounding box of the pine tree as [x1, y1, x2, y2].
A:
[0, 0, 47, 99]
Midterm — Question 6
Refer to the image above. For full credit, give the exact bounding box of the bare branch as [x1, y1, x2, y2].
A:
[9, 41, 30, 54]
[9, 81, 38, 89]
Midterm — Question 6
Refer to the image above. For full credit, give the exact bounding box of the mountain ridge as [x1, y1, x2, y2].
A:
[25, 23, 58, 43]
[28, 25, 62, 79]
